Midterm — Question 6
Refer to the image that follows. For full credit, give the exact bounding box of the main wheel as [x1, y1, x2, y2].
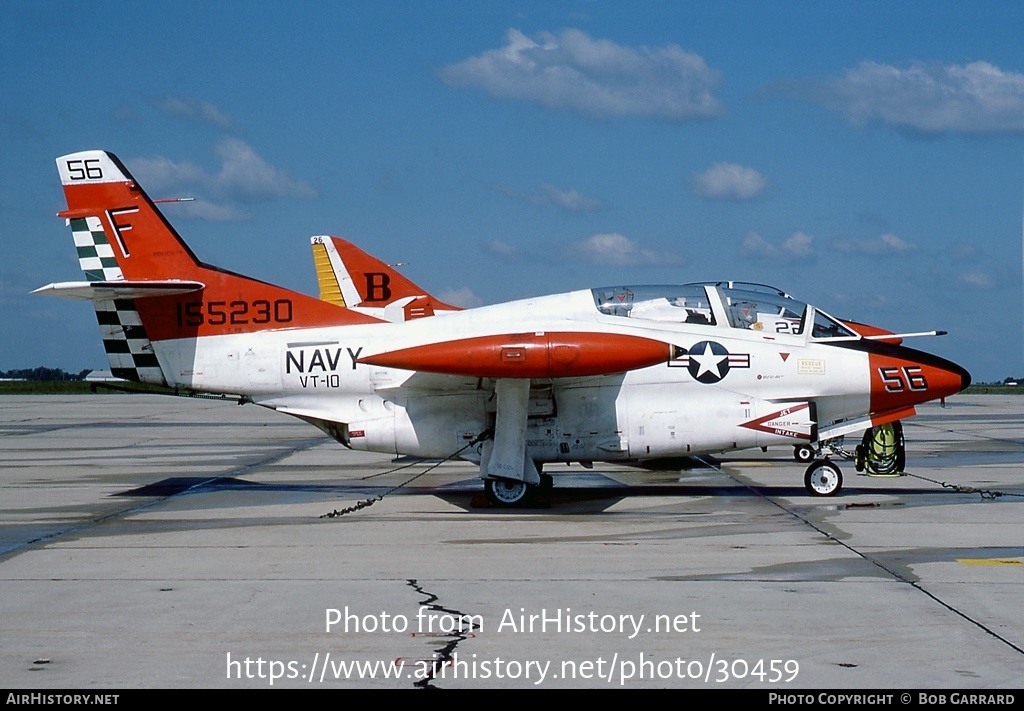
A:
[793, 443, 816, 463]
[803, 460, 843, 496]
[484, 478, 533, 507]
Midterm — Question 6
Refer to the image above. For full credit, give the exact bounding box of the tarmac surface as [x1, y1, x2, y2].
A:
[0, 393, 1021, 689]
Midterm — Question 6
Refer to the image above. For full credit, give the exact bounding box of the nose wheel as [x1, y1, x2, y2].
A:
[793, 443, 816, 463]
[804, 459, 843, 496]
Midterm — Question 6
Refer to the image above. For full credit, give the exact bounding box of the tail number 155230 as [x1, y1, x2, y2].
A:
[175, 299, 293, 327]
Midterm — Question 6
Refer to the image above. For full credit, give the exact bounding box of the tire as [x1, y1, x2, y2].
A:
[803, 459, 843, 496]
[484, 478, 533, 507]
[793, 444, 816, 463]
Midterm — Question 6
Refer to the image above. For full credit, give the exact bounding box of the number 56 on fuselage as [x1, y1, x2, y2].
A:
[36, 150, 970, 505]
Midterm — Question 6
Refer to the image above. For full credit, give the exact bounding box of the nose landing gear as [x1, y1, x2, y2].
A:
[802, 420, 907, 495]
[793, 443, 816, 463]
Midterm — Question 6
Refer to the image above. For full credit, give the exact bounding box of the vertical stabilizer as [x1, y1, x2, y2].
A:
[53, 151, 381, 348]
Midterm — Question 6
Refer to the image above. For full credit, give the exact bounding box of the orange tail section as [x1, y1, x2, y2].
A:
[56, 151, 381, 344]
[310, 235, 460, 319]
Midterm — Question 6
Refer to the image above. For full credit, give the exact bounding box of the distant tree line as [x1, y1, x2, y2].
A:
[0, 367, 92, 381]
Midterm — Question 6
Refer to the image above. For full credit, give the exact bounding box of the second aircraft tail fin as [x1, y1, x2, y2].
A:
[310, 235, 460, 321]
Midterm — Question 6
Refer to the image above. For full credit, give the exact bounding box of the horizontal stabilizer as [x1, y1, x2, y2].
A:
[33, 280, 205, 301]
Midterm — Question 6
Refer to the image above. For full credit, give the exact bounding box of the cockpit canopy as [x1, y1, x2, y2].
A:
[593, 284, 718, 325]
[592, 282, 858, 340]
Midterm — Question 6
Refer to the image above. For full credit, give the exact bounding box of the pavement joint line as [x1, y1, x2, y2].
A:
[0, 436, 330, 563]
[704, 457, 1024, 658]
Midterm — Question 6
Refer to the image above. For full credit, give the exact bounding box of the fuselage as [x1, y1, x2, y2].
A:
[41, 150, 972, 502]
[149, 283, 969, 465]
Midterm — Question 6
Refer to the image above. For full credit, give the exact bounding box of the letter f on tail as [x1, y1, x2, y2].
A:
[37, 150, 382, 385]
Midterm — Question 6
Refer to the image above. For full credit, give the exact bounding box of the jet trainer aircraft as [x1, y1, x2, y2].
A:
[37, 150, 971, 505]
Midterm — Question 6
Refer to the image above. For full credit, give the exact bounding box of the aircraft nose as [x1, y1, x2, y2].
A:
[927, 356, 971, 397]
[869, 347, 971, 411]
[953, 360, 971, 392]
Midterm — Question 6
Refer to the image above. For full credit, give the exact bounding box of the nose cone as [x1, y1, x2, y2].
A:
[869, 347, 971, 411]
[925, 356, 971, 397]
[954, 360, 972, 391]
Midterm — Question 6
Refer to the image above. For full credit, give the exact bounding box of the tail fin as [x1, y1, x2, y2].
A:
[52, 151, 380, 335]
[39, 150, 382, 384]
[310, 235, 460, 321]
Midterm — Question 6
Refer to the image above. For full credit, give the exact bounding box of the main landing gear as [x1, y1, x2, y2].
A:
[484, 474, 553, 508]
[803, 459, 843, 496]
[484, 478, 531, 506]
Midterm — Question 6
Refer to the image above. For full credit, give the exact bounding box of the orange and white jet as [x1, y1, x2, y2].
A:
[36, 150, 971, 504]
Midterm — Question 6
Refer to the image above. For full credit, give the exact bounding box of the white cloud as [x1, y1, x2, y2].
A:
[782, 231, 815, 258]
[126, 140, 316, 220]
[152, 95, 237, 131]
[128, 154, 207, 191]
[212, 139, 316, 201]
[438, 287, 484, 308]
[173, 199, 249, 222]
[571, 233, 682, 266]
[492, 183, 602, 212]
[741, 231, 815, 261]
[832, 233, 916, 256]
[690, 163, 767, 200]
[539, 184, 602, 212]
[956, 270, 995, 289]
[831, 292, 895, 310]
[438, 28, 722, 120]
[795, 61, 1024, 134]
[485, 239, 519, 258]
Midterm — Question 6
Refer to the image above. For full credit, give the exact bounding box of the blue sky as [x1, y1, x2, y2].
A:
[2, 1, 1022, 382]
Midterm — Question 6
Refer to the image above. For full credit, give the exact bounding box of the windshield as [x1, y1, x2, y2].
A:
[711, 283, 807, 335]
[809, 309, 858, 339]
